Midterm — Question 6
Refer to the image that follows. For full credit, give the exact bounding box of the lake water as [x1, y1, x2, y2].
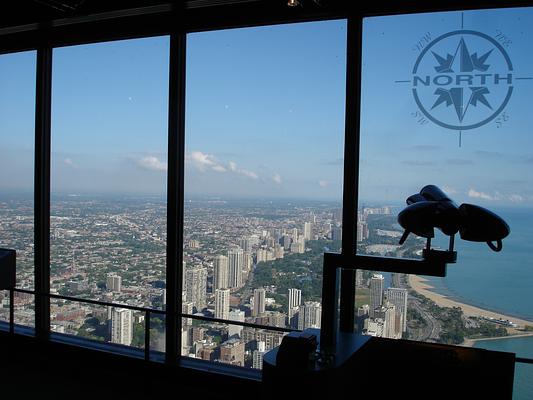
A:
[425, 207, 533, 398]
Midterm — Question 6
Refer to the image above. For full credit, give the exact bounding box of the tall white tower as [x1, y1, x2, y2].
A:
[228, 248, 244, 289]
[215, 288, 231, 320]
[111, 307, 133, 346]
[213, 255, 229, 290]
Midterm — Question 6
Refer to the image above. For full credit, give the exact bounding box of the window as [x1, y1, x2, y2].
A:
[359, 8, 533, 396]
[0, 51, 36, 328]
[50, 37, 169, 345]
[182, 20, 346, 368]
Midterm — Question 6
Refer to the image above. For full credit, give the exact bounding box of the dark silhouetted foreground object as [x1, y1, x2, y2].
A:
[276, 331, 318, 370]
[263, 329, 515, 399]
[0, 248, 15, 290]
[399, 184, 510, 252]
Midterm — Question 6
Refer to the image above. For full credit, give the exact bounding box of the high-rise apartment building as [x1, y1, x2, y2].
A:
[182, 301, 194, 326]
[303, 222, 313, 240]
[213, 254, 229, 290]
[385, 287, 408, 333]
[228, 309, 245, 338]
[215, 288, 230, 320]
[253, 287, 266, 317]
[253, 341, 266, 370]
[298, 301, 322, 330]
[227, 248, 244, 289]
[383, 302, 400, 339]
[106, 273, 122, 292]
[370, 274, 384, 318]
[110, 307, 133, 346]
[288, 288, 302, 324]
[185, 266, 207, 311]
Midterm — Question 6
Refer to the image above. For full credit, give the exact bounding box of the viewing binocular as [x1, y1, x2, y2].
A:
[398, 185, 510, 252]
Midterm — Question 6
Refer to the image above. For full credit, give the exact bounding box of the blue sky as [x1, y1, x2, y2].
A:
[360, 7, 533, 206]
[1, 8, 533, 205]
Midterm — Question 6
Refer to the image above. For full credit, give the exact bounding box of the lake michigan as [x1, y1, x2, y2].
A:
[426, 207, 533, 399]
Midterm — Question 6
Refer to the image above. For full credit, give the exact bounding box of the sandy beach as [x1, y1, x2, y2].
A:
[408, 275, 533, 334]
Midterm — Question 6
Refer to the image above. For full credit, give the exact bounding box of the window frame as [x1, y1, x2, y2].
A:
[1, 0, 531, 377]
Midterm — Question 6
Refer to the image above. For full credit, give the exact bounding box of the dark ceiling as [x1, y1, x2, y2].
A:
[4, 0, 532, 33]
[0, 0, 174, 29]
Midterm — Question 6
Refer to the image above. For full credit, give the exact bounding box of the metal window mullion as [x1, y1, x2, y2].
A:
[34, 46, 52, 340]
[339, 17, 363, 333]
[166, 31, 186, 364]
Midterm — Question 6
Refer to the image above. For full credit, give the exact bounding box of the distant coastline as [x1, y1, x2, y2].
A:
[408, 275, 533, 346]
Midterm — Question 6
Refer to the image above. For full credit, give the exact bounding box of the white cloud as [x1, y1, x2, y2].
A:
[467, 189, 494, 201]
[319, 180, 328, 188]
[64, 158, 76, 167]
[508, 194, 525, 203]
[138, 156, 167, 172]
[239, 169, 258, 179]
[272, 174, 282, 184]
[187, 152, 259, 179]
[212, 165, 227, 173]
[442, 185, 458, 195]
[188, 151, 218, 171]
[227, 160, 258, 179]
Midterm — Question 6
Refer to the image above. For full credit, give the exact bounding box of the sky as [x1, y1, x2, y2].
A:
[1, 8, 533, 205]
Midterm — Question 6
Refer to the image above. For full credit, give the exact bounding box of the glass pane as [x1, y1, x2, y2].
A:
[184, 20, 346, 333]
[181, 317, 287, 369]
[359, 7, 533, 379]
[0, 51, 36, 290]
[50, 37, 169, 310]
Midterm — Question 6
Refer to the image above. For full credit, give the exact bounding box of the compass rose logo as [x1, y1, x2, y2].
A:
[411, 30, 513, 131]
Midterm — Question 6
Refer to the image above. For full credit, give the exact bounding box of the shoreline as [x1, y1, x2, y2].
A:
[408, 275, 533, 344]
[462, 333, 533, 347]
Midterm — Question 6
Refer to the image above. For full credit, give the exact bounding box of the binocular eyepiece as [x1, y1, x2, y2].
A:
[398, 185, 510, 252]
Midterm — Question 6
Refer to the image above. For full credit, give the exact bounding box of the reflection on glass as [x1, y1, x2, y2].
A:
[0, 51, 36, 290]
[184, 20, 346, 335]
[358, 9, 533, 391]
[50, 37, 169, 313]
[180, 318, 287, 369]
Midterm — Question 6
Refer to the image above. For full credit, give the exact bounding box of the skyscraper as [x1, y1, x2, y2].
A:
[110, 307, 132, 346]
[227, 248, 244, 289]
[383, 302, 399, 339]
[182, 301, 194, 326]
[288, 288, 302, 326]
[253, 341, 266, 370]
[213, 254, 229, 290]
[385, 287, 408, 333]
[185, 266, 207, 311]
[215, 288, 230, 320]
[331, 225, 342, 241]
[253, 287, 266, 317]
[303, 222, 313, 240]
[370, 274, 384, 318]
[298, 301, 322, 330]
[228, 309, 245, 338]
[106, 273, 122, 292]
